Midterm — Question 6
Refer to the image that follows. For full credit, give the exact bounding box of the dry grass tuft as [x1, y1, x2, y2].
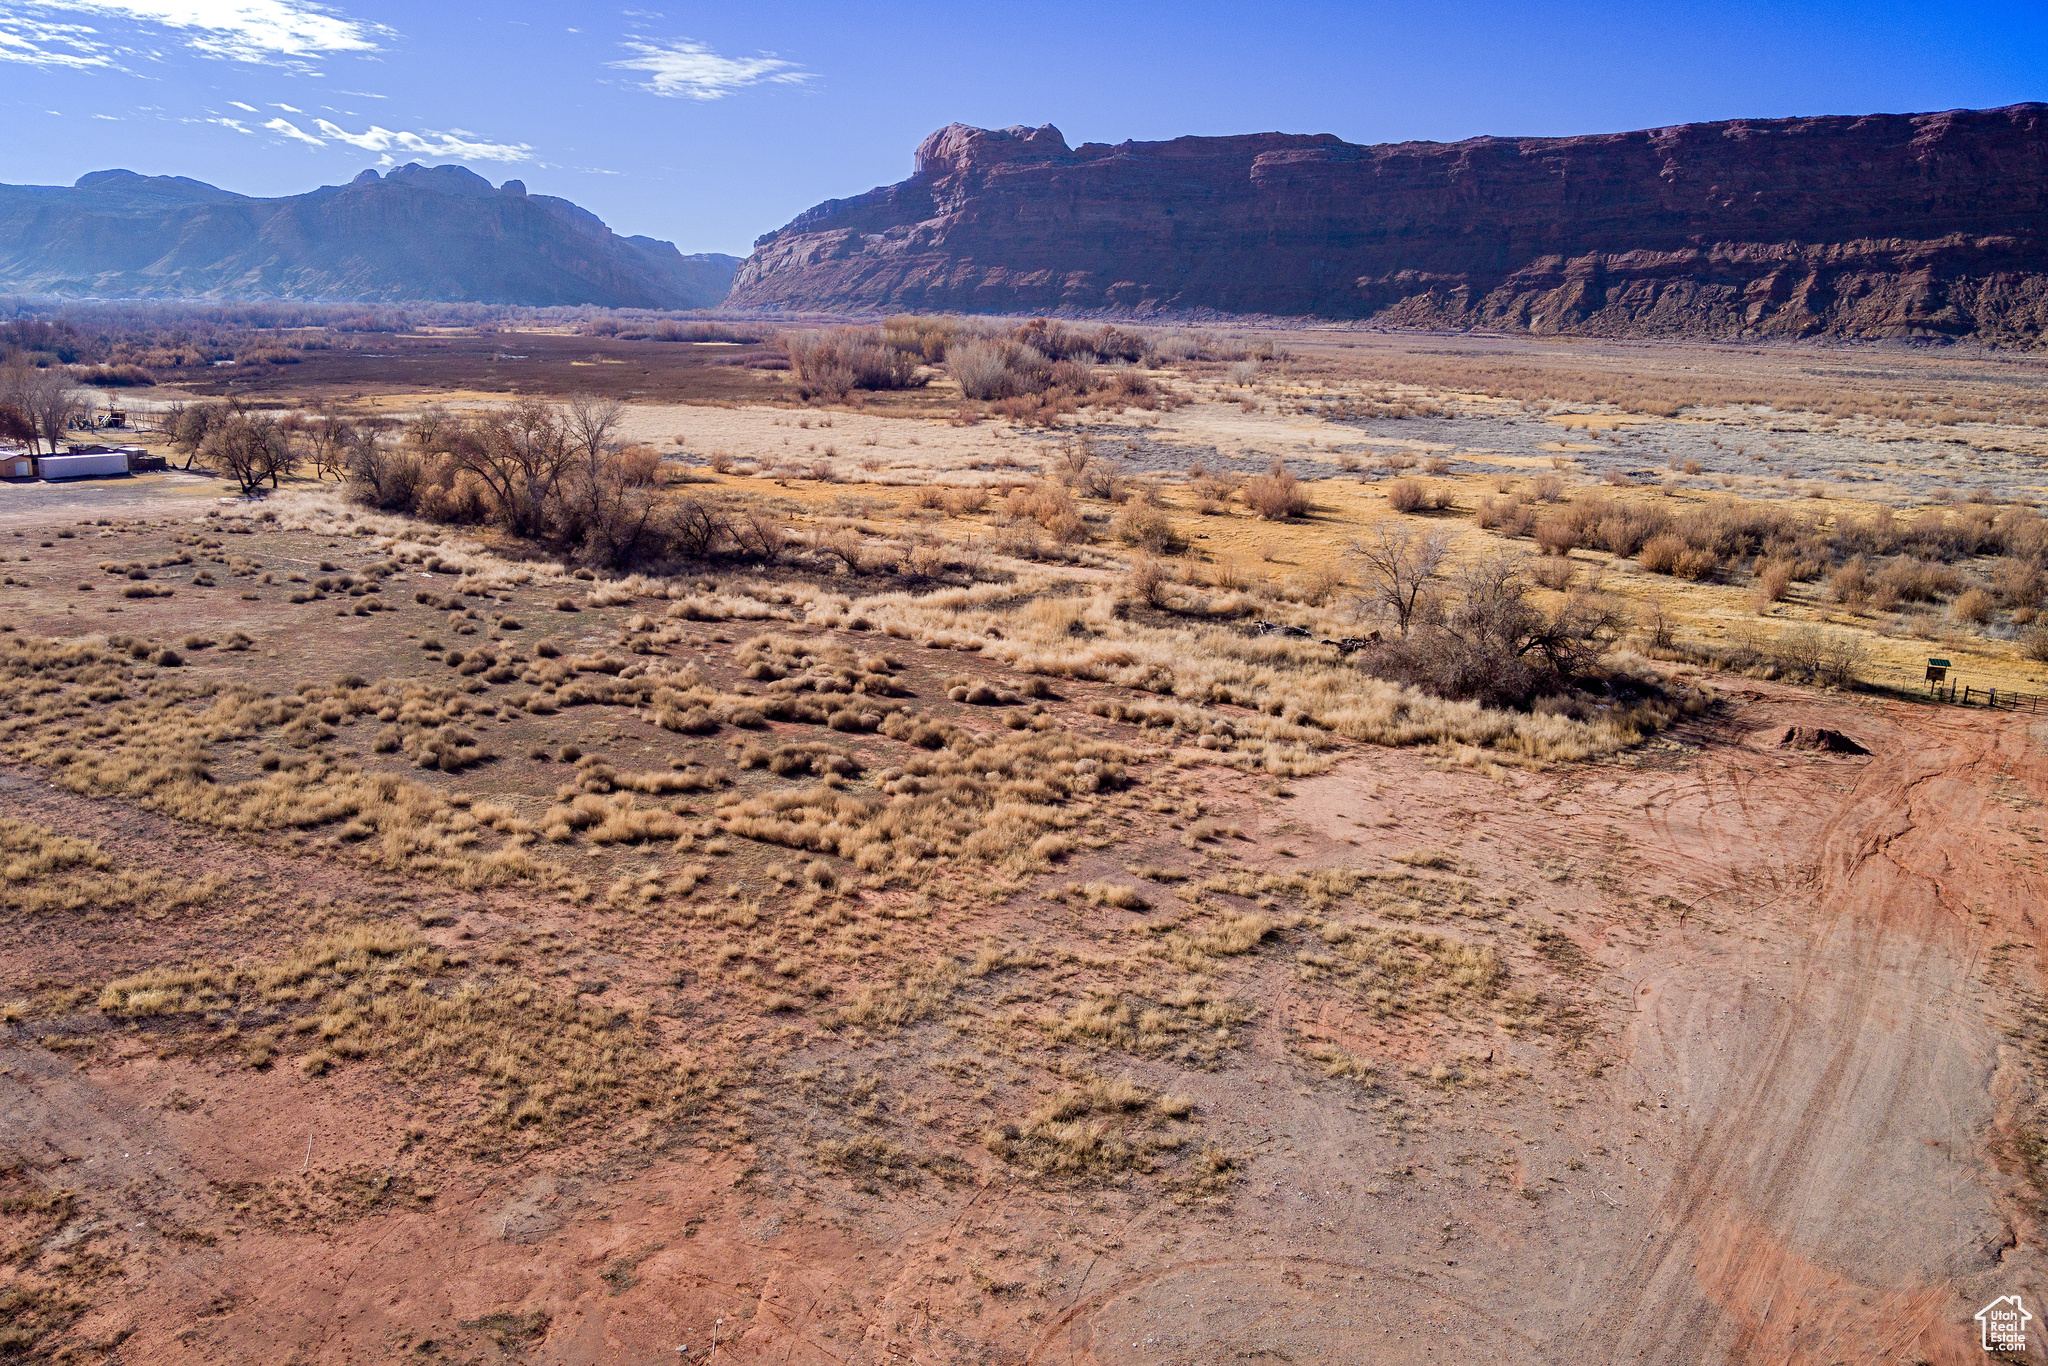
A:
[98, 922, 715, 1133]
[982, 1075, 1189, 1179]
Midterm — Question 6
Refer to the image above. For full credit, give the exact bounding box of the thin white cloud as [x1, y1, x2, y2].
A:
[0, 10, 116, 66]
[271, 99, 298, 110]
[205, 114, 250, 131]
[608, 37, 808, 100]
[310, 118, 534, 163]
[262, 113, 323, 145]
[227, 97, 255, 109]
[23, 0, 388, 63]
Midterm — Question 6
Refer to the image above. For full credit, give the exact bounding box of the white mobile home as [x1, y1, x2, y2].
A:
[38, 451, 132, 480]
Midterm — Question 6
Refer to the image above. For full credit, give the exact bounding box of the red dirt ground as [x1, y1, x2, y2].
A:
[0, 697, 2038, 1363]
[0, 518, 2043, 1365]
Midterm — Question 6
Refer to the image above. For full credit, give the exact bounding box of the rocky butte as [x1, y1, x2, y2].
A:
[728, 104, 2048, 340]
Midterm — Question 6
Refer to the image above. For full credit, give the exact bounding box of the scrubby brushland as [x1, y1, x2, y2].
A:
[0, 492, 1647, 1357]
[1, 316, 2046, 1363]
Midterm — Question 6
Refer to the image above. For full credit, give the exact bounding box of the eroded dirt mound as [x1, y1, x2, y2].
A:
[1778, 724, 1872, 754]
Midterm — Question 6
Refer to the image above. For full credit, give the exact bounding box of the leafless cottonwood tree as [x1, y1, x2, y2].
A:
[564, 395, 625, 480]
[1350, 524, 1451, 636]
[168, 400, 239, 470]
[300, 406, 359, 481]
[452, 397, 573, 538]
[0, 401, 35, 452]
[201, 414, 294, 496]
[0, 358, 81, 455]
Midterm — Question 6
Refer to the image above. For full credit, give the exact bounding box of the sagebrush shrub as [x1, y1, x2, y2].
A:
[953, 340, 1051, 400]
[785, 328, 921, 397]
[1110, 502, 1179, 553]
[1533, 518, 1578, 556]
[1243, 462, 1308, 520]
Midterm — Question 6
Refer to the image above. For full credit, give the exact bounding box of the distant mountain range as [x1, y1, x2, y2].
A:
[731, 104, 2048, 341]
[0, 163, 740, 309]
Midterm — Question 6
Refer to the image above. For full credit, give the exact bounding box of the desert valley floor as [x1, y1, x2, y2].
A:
[1, 327, 2045, 1365]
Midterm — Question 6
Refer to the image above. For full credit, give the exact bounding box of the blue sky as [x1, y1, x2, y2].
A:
[1, 1, 2042, 256]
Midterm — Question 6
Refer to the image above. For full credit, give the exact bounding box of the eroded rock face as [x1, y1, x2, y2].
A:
[729, 106, 2048, 338]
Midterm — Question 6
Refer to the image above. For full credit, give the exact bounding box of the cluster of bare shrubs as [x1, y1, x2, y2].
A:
[772, 315, 1165, 416]
[953, 338, 1067, 400]
[1109, 501, 1182, 554]
[1242, 461, 1310, 520]
[786, 328, 925, 399]
[70, 362, 155, 387]
[347, 396, 783, 570]
[1385, 477, 1454, 515]
[1153, 331, 1277, 364]
[1001, 481, 1087, 544]
[577, 318, 765, 343]
[953, 324, 1164, 424]
[1474, 487, 2048, 627]
[912, 483, 990, 518]
[1303, 390, 1447, 421]
[1651, 623, 1870, 688]
[1349, 527, 1635, 709]
[983, 440, 1175, 549]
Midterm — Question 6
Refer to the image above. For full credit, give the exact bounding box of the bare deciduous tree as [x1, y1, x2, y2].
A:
[452, 398, 572, 538]
[1350, 524, 1452, 636]
[200, 414, 291, 496]
[564, 395, 626, 477]
[0, 401, 34, 452]
[301, 407, 359, 482]
[169, 400, 236, 470]
[0, 358, 82, 455]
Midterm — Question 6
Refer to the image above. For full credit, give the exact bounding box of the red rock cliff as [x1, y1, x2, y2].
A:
[727, 106, 2048, 340]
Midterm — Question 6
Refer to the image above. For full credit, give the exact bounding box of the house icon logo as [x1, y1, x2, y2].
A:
[1977, 1294, 2032, 1353]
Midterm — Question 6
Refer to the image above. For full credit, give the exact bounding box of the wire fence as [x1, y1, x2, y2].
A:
[1865, 666, 2048, 713]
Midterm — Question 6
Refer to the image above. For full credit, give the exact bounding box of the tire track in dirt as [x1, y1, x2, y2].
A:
[1586, 714, 2047, 1365]
[1025, 1255, 1546, 1364]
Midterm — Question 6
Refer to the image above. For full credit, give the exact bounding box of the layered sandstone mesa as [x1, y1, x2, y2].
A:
[729, 105, 2048, 340]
